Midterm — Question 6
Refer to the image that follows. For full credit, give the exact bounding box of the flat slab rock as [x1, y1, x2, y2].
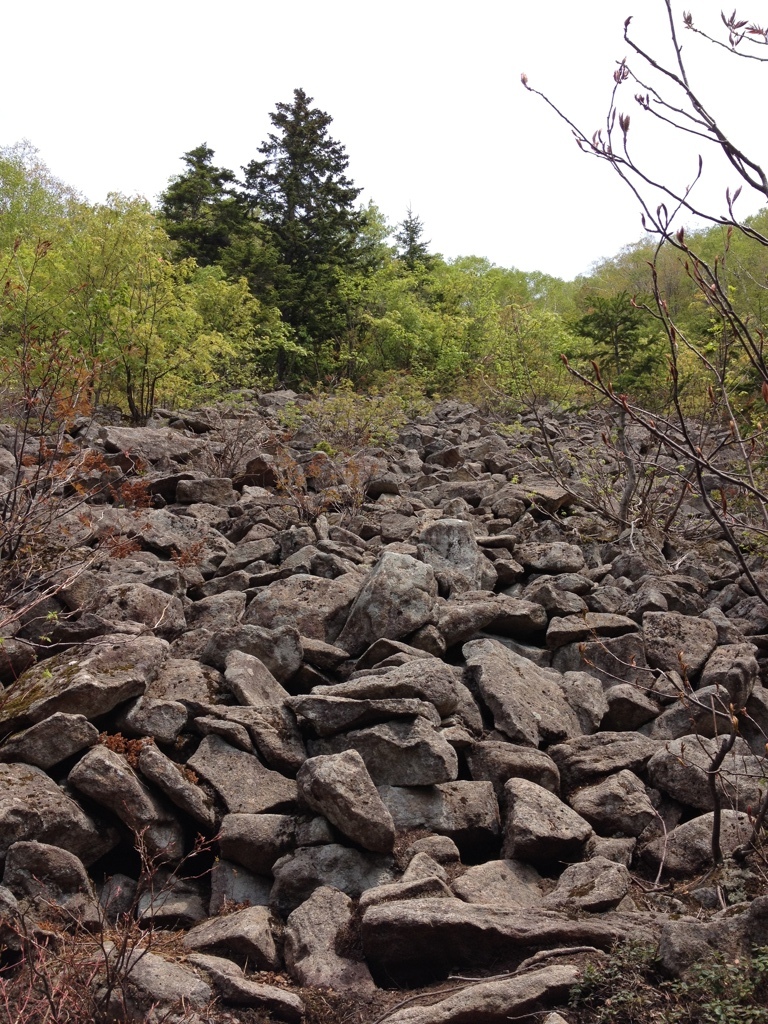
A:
[187, 734, 297, 813]
[361, 897, 658, 977]
[463, 638, 581, 745]
[379, 964, 580, 1024]
[0, 637, 169, 733]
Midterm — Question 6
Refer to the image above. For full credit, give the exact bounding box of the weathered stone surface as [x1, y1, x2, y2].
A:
[568, 769, 656, 837]
[183, 905, 280, 969]
[317, 659, 458, 716]
[551, 633, 649, 686]
[502, 778, 593, 863]
[361, 897, 653, 978]
[548, 732, 660, 791]
[0, 713, 98, 768]
[698, 643, 758, 705]
[559, 672, 609, 734]
[284, 886, 376, 992]
[335, 552, 438, 655]
[0, 763, 114, 867]
[0, 637, 169, 733]
[99, 425, 204, 463]
[297, 750, 396, 853]
[466, 741, 560, 799]
[308, 717, 458, 787]
[97, 582, 186, 638]
[187, 735, 297, 813]
[69, 746, 184, 861]
[379, 965, 580, 1024]
[542, 856, 631, 912]
[218, 814, 296, 875]
[464, 639, 582, 745]
[643, 611, 718, 677]
[224, 650, 291, 707]
[646, 684, 736, 740]
[244, 573, 362, 643]
[515, 541, 586, 574]
[546, 613, 639, 650]
[417, 518, 496, 592]
[602, 683, 660, 730]
[209, 860, 271, 914]
[270, 844, 396, 917]
[642, 811, 751, 877]
[119, 948, 212, 1016]
[379, 781, 500, 855]
[136, 743, 216, 829]
[647, 735, 764, 812]
[4, 841, 98, 924]
[176, 476, 235, 505]
[289, 694, 440, 737]
[113, 696, 188, 745]
[186, 953, 304, 1019]
[451, 859, 544, 909]
[201, 624, 302, 682]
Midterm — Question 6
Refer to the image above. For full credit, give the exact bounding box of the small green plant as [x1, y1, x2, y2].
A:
[570, 943, 768, 1024]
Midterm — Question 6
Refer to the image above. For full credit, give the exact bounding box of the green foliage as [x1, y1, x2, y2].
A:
[570, 290, 665, 402]
[158, 142, 247, 266]
[280, 377, 430, 452]
[570, 943, 768, 1024]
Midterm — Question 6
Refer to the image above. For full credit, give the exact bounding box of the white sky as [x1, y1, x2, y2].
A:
[4, 0, 766, 280]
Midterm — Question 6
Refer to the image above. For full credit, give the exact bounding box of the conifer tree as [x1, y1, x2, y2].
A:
[242, 88, 367, 365]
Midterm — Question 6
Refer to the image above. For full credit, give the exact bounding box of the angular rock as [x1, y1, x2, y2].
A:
[97, 582, 186, 638]
[4, 840, 98, 925]
[642, 811, 751, 877]
[417, 519, 497, 592]
[270, 844, 396, 917]
[541, 856, 631, 912]
[502, 778, 593, 863]
[379, 965, 579, 1024]
[0, 763, 114, 866]
[183, 905, 280, 969]
[699, 643, 758, 705]
[335, 551, 438, 656]
[308, 717, 458, 787]
[224, 650, 291, 707]
[0, 637, 169, 734]
[201, 624, 302, 682]
[515, 541, 586, 574]
[69, 746, 184, 861]
[568, 769, 656, 837]
[643, 611, 718, 677]
[602, 683, 660, 730]
[317, 659, 459, 716]
[451, 859, 544, 909]
[0, 713, 98, 769]
[647, 735, 764, 812]
[466, 742, 560, 799]
[186, 953, 304, 1019]
[289, 694, 440, 737]
[297, 750, 395, 853]
[218, 814, 296, 875]
[186, 735, 297, 813]
[464, 638, 581, 746]
[548, 732, 660, 791]
[378, 781, 500, 855]
[284, 886, 376, 992]
[361, 897, 653, 979]
[244, 573, 362, 644]
[546, 613, 639, 650]
[136, 743, 216, 829]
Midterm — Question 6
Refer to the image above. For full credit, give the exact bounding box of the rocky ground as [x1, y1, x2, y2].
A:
[1, 392, 768, 1023]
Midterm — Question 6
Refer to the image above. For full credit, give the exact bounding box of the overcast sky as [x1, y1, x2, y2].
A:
[5, 1, 766, 280]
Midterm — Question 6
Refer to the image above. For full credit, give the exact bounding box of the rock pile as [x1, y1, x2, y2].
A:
[1, 394, 767, 1022]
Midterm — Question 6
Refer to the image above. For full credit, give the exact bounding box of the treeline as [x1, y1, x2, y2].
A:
[1, 90, 766, 421]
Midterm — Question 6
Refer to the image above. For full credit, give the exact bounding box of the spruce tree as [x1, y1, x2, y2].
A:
[242, 88, 367, 366]
[159, 144, 245, 266]
[394, 206, 433, 271]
